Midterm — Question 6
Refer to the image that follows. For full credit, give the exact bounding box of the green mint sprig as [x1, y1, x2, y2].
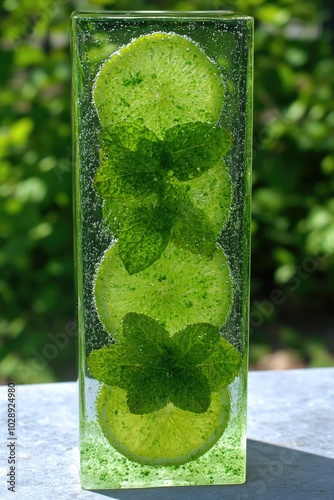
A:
[94, 121, 232, 274]
[88, 312, 242, 415]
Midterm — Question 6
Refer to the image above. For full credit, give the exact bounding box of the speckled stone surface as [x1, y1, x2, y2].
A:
[1, 368, 333, 499]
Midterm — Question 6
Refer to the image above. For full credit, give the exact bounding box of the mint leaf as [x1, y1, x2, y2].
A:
[102, 193, 158, 238]
[172, 323, 220, 365]
[199, 337, 242, 391]
[164, 122, 233, 181]
[88, 312, 173, 409]
[95, 123, 162, 199]
[94, 152, 161, 199]
[170, 366, 211, 413]
[126, 367, 170, 414]
[171, 196, 216, 257]
[118, 203, 173, 274]
[102, 196, 131, 237]
[100, 122, 160, 156]
[88, 313, 241, 415]
[94, 121, 233, 271]
[122, 312, 171, 358]
[87, 344, 136, 389]
[120, 313, 173, 413]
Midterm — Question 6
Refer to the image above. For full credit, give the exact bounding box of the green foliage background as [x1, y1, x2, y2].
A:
[1, 0, 333, 383]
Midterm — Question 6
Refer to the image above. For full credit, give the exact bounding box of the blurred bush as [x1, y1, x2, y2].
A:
[0, 0, 333, 383]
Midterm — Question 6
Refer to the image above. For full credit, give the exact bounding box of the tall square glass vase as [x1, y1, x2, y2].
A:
[71, 10, 253, 490]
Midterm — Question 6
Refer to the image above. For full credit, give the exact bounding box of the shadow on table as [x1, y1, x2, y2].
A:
[91, 440, 334, 500]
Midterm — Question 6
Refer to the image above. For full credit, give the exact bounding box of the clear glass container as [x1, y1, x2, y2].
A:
[71, 10, 253, 490]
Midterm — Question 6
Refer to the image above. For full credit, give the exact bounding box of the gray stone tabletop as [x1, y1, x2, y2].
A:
[1, 368, 333, 499]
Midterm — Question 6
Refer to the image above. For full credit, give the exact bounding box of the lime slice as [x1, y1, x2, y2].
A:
[94, 242, 232, 338]
[93, 32, 224, 139]
[98, 384, 230, 466]
[174, 160, 232, 236]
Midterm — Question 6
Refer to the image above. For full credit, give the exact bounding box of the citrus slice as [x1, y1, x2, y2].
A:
[173, 160, 232, 236]
[98, 384, 230, 466]
[93, 32, 224, 139]
[94, 242, 233, 339]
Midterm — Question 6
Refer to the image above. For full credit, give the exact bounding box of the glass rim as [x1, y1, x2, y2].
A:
[71, 10, 253, 21]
